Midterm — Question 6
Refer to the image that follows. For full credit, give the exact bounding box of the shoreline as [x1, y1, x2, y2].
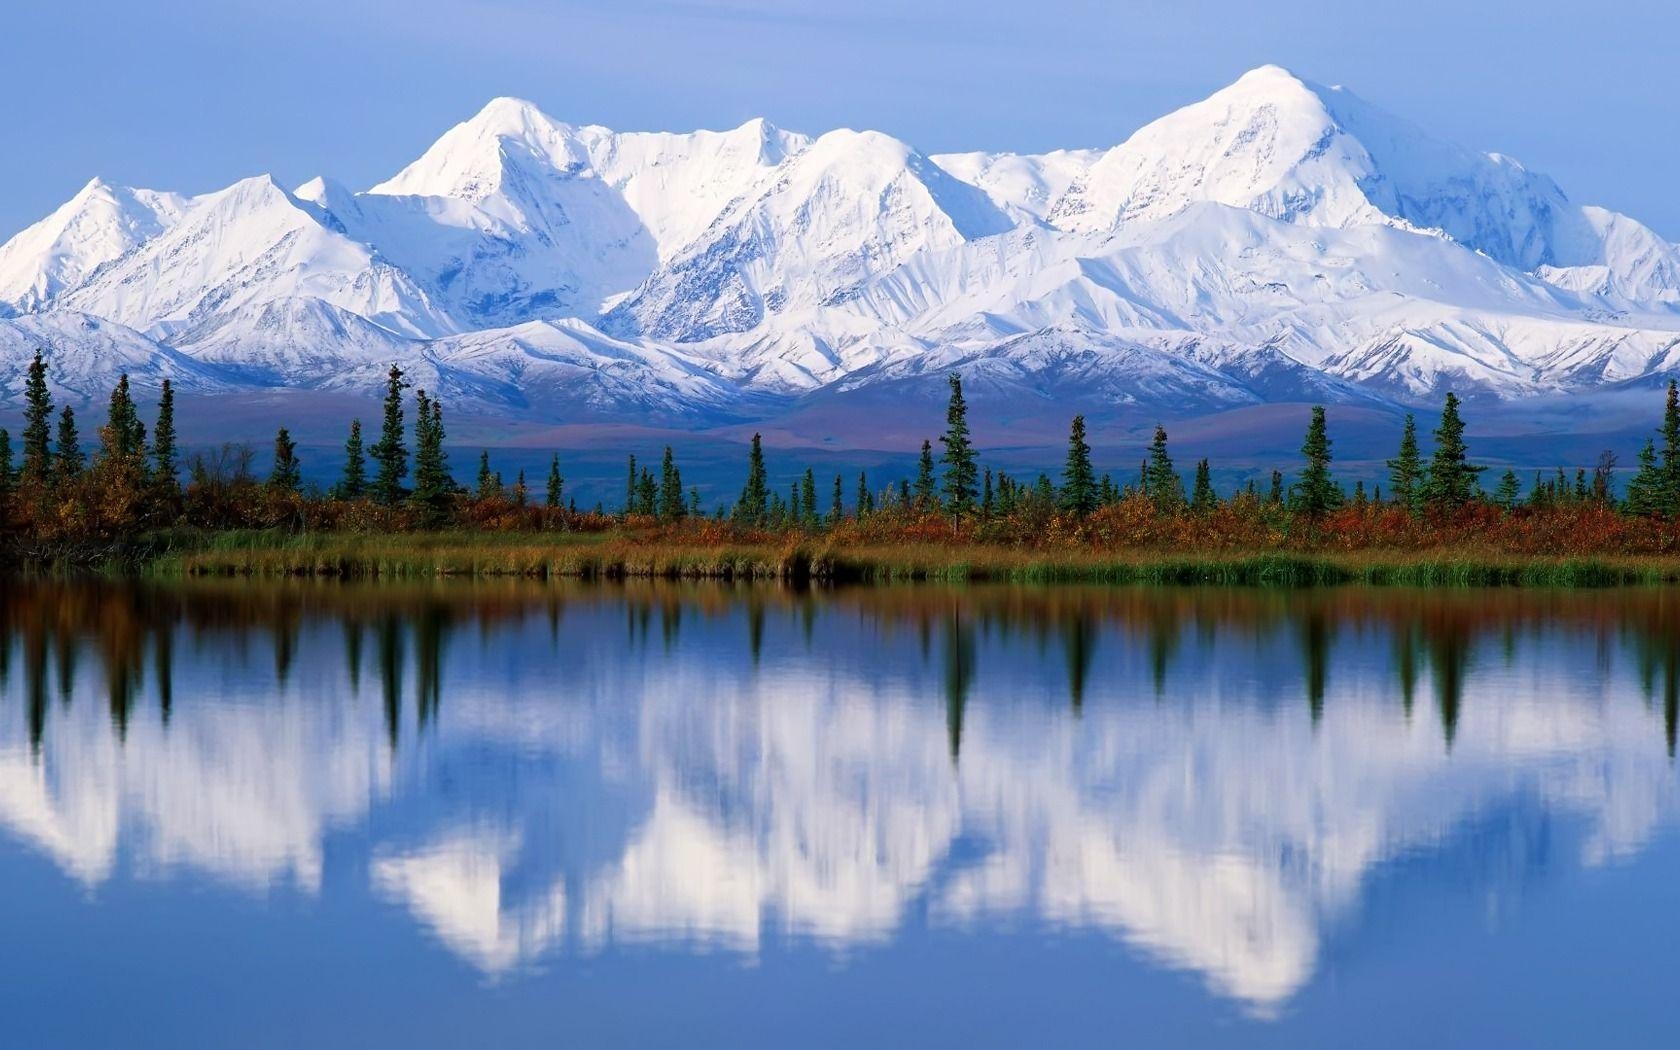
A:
[95, 530, 1680, 587]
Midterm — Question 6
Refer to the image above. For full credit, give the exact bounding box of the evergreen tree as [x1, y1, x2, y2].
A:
[624, 454, 638, 515]
[1386, 414, 1423, 515]
[369, 364, 410, 505]
[1290, 406, 1343, 516]
[1061, 414, 1097, 516]
[268, 428, 301, 492]
[658, 447, 685, 521]
[0, 428, 13, 505]
[477, 451, 499, 500]
[546, 455, 564, 509]
[638, 468, 657, 516]
[938, 373, 978, 517]
[1421, 392, 1483, 511]
[54, 406, 84, 483]
[914, 440, 937, 510]
[1268, 470, 1284, 506]
[800, 468, 818, 527]
[1662, 380, 1680, 512]
[1143, 425, 1184, 511]
[20, 350, 53, 485]
[339, 420, 367, 499]
[855, 471, 872, 519]
[831, 474, 844, 524]
[1191, 458, 1216, 513]
[737, 434, 768, 526]
[1625, 439, 1666, 516]
[151, 379, 178, 489]
[513, 470, 529, 508]
[410, 390, 454, 525]
[103, 374, 146, 462]
[1493, 468, 1523, 511]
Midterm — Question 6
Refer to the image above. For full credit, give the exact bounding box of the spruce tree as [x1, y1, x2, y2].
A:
[800, 468, 818, 527]
[1191, 458, 1216, 513]
[658, 447, 685, 521]
[638, 468, 657, 516]
[914, 440, 937, 510]
[55, 406, 84, 483]
[151, 378, 178, 489]
[339, 420, 367, 499]
[831, 474, 844, 524]
[855, 471, 872, 520]
[369, 364, 410, 505]
[546, 455, 564, 508]
[1662, 380, 1680, 512]
[477, 451, 499, 500]
[624, 454, 638, 515]
[1494, 468, 1523, 511]
[1143, 425, 1184, 511]
[938, 373, 978, 518]
[1268, 470, 1284, 506]
[103, 374, 146, 462]
[0, 428, 13, 504]
[1061, 414, 1097, 516]
[982, 468, 994, 519]
[513, 470, 529, 508]
[1290, 406, 1343, 516]
[1421, 392, 1483, 511]
[410, 390, 454, 525]
[21, 350, 53, 485]
[737, 434, 768, 526]
[1626, 439, 1667, 516]
[1386, 414, 1423, 515]
[268, 428, 301, 492]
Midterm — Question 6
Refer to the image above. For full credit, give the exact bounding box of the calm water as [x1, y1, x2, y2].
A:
[2, 580, 1679, 1048]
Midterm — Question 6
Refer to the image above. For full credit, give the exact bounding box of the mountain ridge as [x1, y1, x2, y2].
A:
[3, 66, 1678, 427]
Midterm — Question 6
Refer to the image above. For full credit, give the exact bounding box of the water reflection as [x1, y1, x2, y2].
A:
[0, 580, 1678, 1015]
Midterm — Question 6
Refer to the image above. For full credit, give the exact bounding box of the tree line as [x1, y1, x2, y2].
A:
[5, 348, 1680, 556]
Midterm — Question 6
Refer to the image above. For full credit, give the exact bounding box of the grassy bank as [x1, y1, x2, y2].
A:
[134, 529, 1680, 588]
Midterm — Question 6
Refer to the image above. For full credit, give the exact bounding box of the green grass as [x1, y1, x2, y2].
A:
[129, 530, 1680, 588]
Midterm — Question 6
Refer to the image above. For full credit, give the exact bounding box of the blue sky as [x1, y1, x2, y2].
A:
[3, 0, 1676, 237]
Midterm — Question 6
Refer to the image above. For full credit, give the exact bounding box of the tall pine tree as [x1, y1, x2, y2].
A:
[736, 434, 768, 526]
[339, 420, 367, 499]
[21, 350, 53, 485]
[410, 390, 454, 525]
[369, 365, 410, 505]
[55, 406, 84, 484]
[1659, 380, 1680, 513]
[1290, 406, 1343, 516]
[1625, 438, 1667, 516]
[1143, 425, 1184, 512]
[151, 379, 179, 493]
[1386, 414, 1423, 515]
[1191, 458, 1216, 513]
[938, 373, 978, 517]
[1061, 414, 1097, 516]
[914, 440, 937, 510]
[268, 428, 301, 492]
[546, 454, 564, 509]
[1421, 392, 1483, 511]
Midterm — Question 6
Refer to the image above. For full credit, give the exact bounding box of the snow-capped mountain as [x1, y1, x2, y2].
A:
[3, 66, 1679, 425]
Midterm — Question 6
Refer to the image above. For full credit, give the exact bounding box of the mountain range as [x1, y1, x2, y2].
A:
[4, 65, 1679, 432]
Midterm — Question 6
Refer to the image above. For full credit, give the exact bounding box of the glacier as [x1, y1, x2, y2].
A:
[2, 65, 1679, 431]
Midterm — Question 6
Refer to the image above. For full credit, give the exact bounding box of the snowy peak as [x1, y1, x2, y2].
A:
[1048, 65, 1388, 233]
[60, 174, 450, 339]
[0, 177, 190, 312]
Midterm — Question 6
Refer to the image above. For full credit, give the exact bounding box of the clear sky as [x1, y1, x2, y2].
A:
[3, 0, 1676, 238]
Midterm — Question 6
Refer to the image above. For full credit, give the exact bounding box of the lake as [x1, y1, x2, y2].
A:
[1, 579, 1677, 1048]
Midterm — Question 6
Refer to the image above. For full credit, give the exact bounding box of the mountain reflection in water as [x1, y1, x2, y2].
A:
[0, 580, 1677, 1021]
